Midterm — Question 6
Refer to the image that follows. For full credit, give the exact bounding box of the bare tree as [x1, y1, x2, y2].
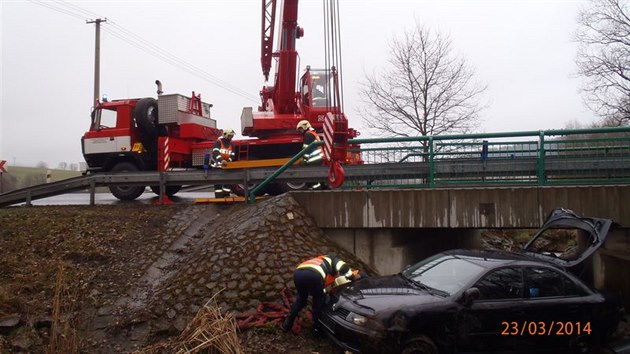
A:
[58, 162, 68, 170]
[576, 0, 630, 126]
[359, 25, 486, 150]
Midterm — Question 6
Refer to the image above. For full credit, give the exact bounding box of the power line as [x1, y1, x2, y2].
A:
[53, 0, 100, 19]
[27, 0, 259, 103]
[27, 0, 85, 21]
[103, 22, 258, 101]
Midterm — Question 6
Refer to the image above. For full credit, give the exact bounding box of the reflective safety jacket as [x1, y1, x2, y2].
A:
[303, 129, 323, 162]
[212, 137, 234, 165]
[297, 255, 353, 287]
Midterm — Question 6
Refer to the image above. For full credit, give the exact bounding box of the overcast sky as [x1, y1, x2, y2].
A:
[1, 0, 595, 168]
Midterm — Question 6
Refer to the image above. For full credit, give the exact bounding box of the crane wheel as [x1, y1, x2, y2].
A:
[278, 181, 308, 193]
[232, 183, 265, 197]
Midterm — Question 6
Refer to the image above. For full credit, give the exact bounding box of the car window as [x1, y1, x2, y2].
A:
[403, 254, 486, 295]
[524, 267, 583, 298]
[474, 267, 523, 300]
[562, 274, 586, 296]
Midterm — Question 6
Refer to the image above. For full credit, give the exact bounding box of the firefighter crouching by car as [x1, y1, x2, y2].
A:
[209, 128, 235, 198]
[282, 254, 360, 336]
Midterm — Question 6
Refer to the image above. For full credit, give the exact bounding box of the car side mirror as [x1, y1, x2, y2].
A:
[463, 287, 481, 307]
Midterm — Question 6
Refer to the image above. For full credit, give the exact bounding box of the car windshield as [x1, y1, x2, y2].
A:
[402, 254, 486, 295]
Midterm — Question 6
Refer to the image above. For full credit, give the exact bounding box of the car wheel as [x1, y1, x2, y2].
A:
[401, 335, 438, 354]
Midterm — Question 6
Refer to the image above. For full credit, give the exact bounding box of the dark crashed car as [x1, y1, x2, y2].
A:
[319, 209, 624, 354]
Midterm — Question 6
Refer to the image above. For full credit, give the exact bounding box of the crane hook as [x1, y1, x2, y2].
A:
[328, 160, 345, 189]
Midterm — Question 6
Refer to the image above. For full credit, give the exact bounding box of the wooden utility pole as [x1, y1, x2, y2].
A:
[87, 18, 107, 108]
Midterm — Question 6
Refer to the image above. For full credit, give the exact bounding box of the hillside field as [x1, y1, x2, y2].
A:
[0, 166, 82, 191]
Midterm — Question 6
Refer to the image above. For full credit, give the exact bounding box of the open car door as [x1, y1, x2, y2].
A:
[521, 208, 616, 268]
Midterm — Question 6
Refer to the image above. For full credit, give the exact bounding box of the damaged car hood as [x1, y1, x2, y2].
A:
[335, 275, 446, 311]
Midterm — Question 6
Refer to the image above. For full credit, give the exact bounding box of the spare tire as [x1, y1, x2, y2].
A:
[133, 98, 159, 153]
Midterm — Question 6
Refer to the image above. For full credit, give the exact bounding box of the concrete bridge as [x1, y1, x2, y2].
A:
[292, 186, 630, 308]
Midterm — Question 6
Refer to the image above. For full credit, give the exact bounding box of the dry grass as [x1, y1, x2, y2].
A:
[46, 264, 79, 354]
[135, 291, 243, 354]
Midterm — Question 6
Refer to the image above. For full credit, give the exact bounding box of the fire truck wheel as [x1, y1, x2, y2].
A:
[133, 98, 159, 149]
[108, 162, 146, 201]
[150, 185, 182, 197]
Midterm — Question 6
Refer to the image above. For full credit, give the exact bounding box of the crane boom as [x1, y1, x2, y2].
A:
[243, 0, 359, 188]
[260, 0, 276, 81]
[260, 0, 302, 115]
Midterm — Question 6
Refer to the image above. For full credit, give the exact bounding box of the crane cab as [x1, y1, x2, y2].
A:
[299, 67, 342, 127]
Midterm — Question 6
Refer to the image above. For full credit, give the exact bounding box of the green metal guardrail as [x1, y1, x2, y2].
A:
[248, 141, 323, 203]
[247, 126, 630, 203]
[345, 126, 630, 189]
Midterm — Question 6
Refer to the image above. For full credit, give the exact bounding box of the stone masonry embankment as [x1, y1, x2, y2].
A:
[97, 194, 374, 351]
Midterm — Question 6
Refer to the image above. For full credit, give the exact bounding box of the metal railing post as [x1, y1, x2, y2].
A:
[537, 131, 546, 185]
[428, 137, 435, 187]
[159, 172, 166, 204]
[89, 178, 96, 206]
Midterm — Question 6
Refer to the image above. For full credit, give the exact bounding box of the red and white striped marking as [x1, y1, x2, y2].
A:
[323, 113, 334, 161]
[163, 137, 171, 171]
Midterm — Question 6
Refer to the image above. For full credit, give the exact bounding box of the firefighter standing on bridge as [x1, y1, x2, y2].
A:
[296, 120, 323, 189]
[296, 120, 323, 165]
[212, 128, 235, 198]
[282, 254, 358, 336]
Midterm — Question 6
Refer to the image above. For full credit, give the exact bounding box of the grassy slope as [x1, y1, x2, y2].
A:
[8, 166, 81, 181]
[2, 166, 82, 190]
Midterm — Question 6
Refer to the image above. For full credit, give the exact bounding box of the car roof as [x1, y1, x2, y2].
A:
[441, 249, 560, 270]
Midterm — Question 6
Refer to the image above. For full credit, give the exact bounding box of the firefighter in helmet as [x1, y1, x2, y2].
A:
[296, 120, 323, 165]
[282, 254, 359, 335]
[296, 120, 323, 189]
[212, 128, 235, 198]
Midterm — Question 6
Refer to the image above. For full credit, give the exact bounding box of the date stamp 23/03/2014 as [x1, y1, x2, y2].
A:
[500, 321, 592, 336]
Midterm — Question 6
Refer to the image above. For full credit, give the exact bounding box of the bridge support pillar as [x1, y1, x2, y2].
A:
[596, 229, 630, 310]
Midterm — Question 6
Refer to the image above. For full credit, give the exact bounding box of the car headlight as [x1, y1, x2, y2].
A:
[346, 312, 368, 326]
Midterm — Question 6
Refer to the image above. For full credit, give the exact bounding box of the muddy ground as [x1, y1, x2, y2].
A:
[0, 195, 364, 353]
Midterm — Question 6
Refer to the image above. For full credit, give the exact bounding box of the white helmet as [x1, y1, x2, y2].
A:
[296, 120, 311, 131]
[223, 128, 235, 138]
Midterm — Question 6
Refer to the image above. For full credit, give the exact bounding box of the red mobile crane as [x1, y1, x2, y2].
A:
[236, 0, 360, 190]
